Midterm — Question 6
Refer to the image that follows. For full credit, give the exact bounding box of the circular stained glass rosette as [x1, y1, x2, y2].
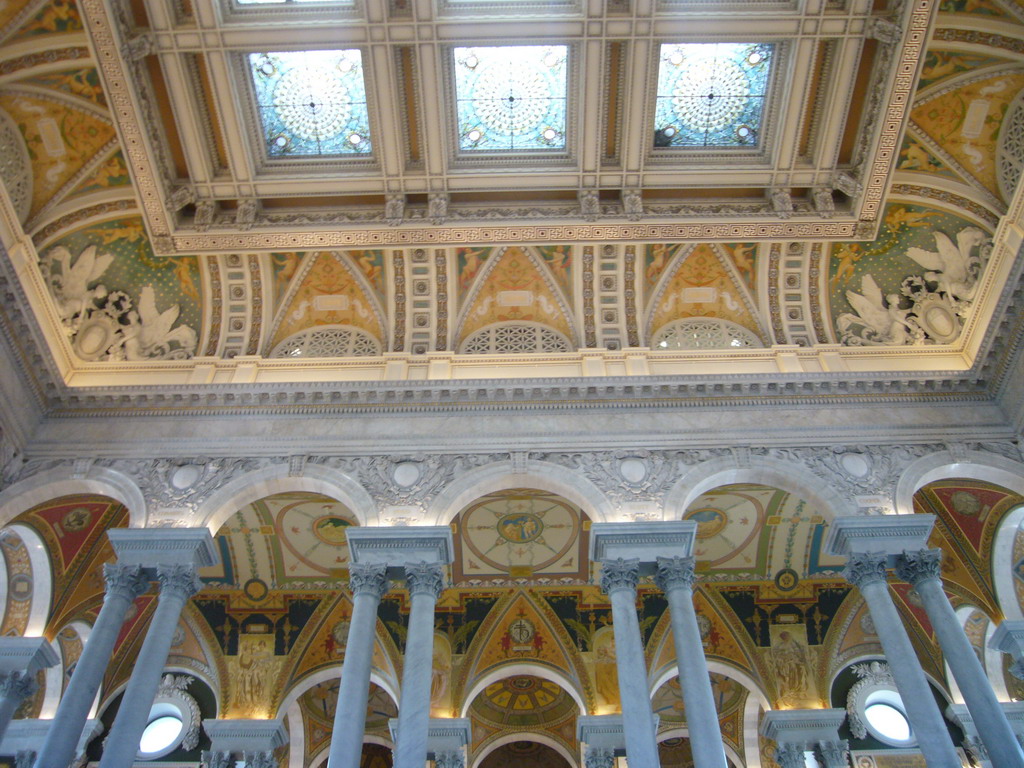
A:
[455, 46, 568, 151]
[249, 50, 372, 157]
[655, 43, 773, 148]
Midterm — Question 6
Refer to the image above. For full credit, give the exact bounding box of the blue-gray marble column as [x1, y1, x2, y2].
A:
[599, 558, 660, 768]
[655, 556, 726, 768]
[327, 563, 389, 768]
[895, 549, 1024, 768]
[98, 565, 203, 768]
[844, 552, 960, 768]
[392, 563, 445, 768]
[34, 564, 149, 768]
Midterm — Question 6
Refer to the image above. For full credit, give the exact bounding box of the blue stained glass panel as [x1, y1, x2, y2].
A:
[248, 50, 371, 157]
[655, 43, 774, 148]
[453, 45, 568, 152]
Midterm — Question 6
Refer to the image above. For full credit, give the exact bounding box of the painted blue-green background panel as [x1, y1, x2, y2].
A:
[655, 43, 773, 148]
[248, 50, 371, 157]
[454, 45, 568, 152]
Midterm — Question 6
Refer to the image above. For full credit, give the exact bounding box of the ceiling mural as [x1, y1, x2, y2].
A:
[455, 246, 576, 347]
[270, 252, 387, 352]
[681, 483, 844, 578]
[452, 489, 588, 583]
[645, 243, 764, 343]
[478, 741, 572, 768]
[300, 680, 396, 764]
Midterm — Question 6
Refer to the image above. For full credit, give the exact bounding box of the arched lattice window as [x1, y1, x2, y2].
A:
[270, 325, 381, 358]
[998, 90, 1024, 202]
[651, 318, 762, 350]
[459, 322, 573, 354]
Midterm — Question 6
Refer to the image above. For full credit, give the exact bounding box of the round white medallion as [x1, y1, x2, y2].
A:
[393, 461, 421, 488]
[619, 458, 647, 484]
[839, 452, 870, 478]
[170, 464, 202, 490]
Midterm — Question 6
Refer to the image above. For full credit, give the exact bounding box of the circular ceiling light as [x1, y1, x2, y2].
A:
[139, 714, 184, 756]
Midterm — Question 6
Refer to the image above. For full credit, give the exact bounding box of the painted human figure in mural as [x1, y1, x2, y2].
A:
[593, 627, 619, 708]
[769, 629, 811, 706]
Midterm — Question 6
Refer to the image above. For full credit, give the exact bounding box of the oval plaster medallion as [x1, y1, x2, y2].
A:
[619, 458, 647, 484]
[393, 461, 421, 488]
[170, 464, 202, 490]
[839, 452, 871, 478]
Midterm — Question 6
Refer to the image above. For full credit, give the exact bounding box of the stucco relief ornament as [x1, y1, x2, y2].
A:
[838, 227, 991, 346]
[39, 245, 197, 362]
[201, 751, 232, 768]
[536, 450, 684, 508]
[774, 743, 807, 768]
[156, 674, 201, 750]
[846, 661, 896, 739]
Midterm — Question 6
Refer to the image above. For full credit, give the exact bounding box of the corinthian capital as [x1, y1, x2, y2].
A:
[584, 746, 615, 768]
[103, 563, 150, 601]
[156, 564, 204, 601]
[599, 558, 640, 596]
[654, 555, 697, 593]
[405, 562, 445, 599]
[0, 670, 36, 700]
[774, 743, 807, 768]
[201, 751, 232, 768]
[893, 548, 942, 586]
[842, 552, 888, 589]
[348, 562, 390, 599]
[434, 750, 465, 768]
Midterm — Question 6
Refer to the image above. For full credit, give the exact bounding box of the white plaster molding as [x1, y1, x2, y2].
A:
[196, 462, 378, 533]
[9, 523, 52, 637]
[894, 448, 1024, 515]
[0, 465, 146, 527]
[458, 661, 586, 719]
[425, 458, 615, 525]
[274, 665, 398, 724]
[664, 453, 856, 520]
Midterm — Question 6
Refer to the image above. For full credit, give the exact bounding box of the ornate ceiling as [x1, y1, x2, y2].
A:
[0, 0, 1021, 417]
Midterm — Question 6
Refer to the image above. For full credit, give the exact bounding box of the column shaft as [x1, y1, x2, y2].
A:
[327, 564, 389, 768]
[853, 567, 960, 768]
[393, 564, 443, 768]
[34, 564, 148, 768]
[99, 565, 201, 768]
[602, 559, 660, 767]
[657, 558, 727, 768]
[897, 551, 1024, 768]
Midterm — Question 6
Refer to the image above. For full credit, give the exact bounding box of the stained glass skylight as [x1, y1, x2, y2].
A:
[248, 50, 371, 157]
[654, 43, 774, 149]
[453, 46, 568, 152]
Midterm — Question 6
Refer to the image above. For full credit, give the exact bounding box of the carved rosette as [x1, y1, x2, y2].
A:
[773, 743, 807, 768]
[599, 558, 640, 596]
[103, 563, 150, 601]
[156, 564, 204, 602]
[0, 670, 36, 700]
[893, 548, 942, 586]
[654, 555, 697, 593]
[405, 563, 445, 599]
[842, 552, 889, 589]
[584, 746, 616, 768]
[348, 562, 390, 600]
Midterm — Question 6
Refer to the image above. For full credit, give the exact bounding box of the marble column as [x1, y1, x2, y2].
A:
[843, 552, 961, 768]
[815, 739, 851, 768]
[326, 563, 389, 768]
[99, 564, 204, 768]
[599, 558, 660, 767]
[0, 637, 58, 743]
[34, 563, 149, 768]
[992, 620, 1024, 679]
[392, 563, 445, 768]
[654, 556, 727, 768]
[895, 549, 1024, 768]
[425, 718, 470, 768]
